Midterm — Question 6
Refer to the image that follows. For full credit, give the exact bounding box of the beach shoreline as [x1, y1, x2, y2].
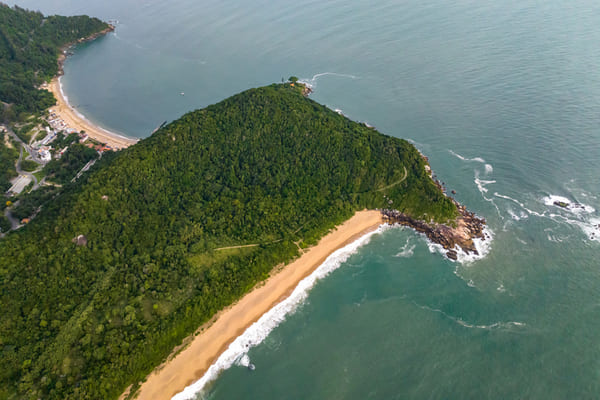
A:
[42, 24, 139, 150]
[44, 77, 139, 149]
[129, 210, 383, 400]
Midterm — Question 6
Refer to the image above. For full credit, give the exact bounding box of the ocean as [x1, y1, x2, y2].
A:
[9, 0, 600, 398]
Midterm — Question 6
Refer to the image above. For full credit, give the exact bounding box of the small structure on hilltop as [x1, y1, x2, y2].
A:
[72, 234, 88, 246]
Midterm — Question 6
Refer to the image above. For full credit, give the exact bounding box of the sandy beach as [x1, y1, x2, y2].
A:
[131, 210, 383, 400]
[46, 77, 138, 149]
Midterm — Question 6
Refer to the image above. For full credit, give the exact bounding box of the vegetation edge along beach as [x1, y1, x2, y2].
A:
[44, 18, 139, 149]
[129, 210, 382, 400]
[1, 5, 485, 399]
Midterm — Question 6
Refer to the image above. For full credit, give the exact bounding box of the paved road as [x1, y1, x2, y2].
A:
[5, 127, 42, 191]
[4, 207, 20, 230]
[14, 147, 39, 189]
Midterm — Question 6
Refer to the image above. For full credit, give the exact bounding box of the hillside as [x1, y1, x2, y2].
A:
[0, 83, 457, 399]
[0, 4, 109, 118]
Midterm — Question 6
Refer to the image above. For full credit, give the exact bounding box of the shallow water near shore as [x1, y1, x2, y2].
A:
[9, 0, 600, 398]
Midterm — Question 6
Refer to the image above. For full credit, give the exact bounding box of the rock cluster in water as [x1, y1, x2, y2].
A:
[381, 202, 486, 260]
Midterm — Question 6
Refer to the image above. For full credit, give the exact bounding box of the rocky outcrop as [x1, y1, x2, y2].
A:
[301, 84, 313, 97]
[72, 234, 87, 246]
[57, 24, 115, 76]
[381, 202, 486, 260]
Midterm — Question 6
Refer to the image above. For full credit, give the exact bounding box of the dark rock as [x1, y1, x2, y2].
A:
[446, 250, 458, 260]
[381, 197, 486, 260]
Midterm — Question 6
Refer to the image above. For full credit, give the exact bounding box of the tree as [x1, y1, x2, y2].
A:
[288, 76, 299, 83]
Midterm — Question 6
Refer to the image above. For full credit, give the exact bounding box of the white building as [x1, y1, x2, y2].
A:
[39, 149, 52, 162]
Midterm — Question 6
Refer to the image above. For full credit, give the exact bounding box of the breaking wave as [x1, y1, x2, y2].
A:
[542, 195, 595, 214]
[493, 191, 599, 242]
[171, 226, 383, 400]
[426, 225, 494, 264]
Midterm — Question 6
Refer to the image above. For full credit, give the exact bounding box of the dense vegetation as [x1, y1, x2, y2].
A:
[43, 143, 98, 184]
[0, 4, 109, 118]
[10, 186, 59, 221]
[0, 133, 19, 192]
[0, 84, 457, 399]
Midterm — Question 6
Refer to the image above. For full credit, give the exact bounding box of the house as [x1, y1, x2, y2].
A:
[39, 149, 52, 162]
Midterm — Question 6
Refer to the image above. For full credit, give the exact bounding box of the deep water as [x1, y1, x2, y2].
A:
[9, 0, 600, 398]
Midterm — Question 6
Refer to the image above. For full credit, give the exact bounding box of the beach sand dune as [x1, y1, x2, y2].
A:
[46, 77, 138, 149]
[130, 210, 382, 400]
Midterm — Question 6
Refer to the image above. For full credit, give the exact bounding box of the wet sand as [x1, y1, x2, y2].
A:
[46, 77, 138, 149]
[131, 210, 383, 400]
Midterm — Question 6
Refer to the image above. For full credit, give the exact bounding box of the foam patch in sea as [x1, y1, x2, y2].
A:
[299, 72, 359, 90]
[171, 226, 383, 400]
[448, 149, 486, 164]
[542, 195, 599, 242]
[473, 171, 503, 218]
[426, 225, 494, 264]
[542, 195, 595, 214]
[395, 238, 416, 258]
[413, 301, 526, 331]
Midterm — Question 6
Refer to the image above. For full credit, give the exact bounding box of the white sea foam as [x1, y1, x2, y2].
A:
[544, 210, 600, 243]
[474, 177, 496, 194]
[515, 237, 528, 245]
[542, 195, 595, 214]
[455, 226, 494, 264]
[494, 192, 545, 217]
[539, 195, 600, 241]
[426, 225, 494, 264]
[506, 208, 528, 221]
[171, 227, 383, 400]
[395, 238, 415, 258]
[448, 150, 486, 163]
[547, 234, 563, 243]
[473, 171, 503, 218]
[57, 77, 135, 142]
[560, 216, 600, 242]
[414, 302, 525, 331]
[234, 353, 251, 368]
[484, 163, 493, 174]
[579, 217, 600, 242]
[506, 208, 519, 221]
[299, 72, 358, 90]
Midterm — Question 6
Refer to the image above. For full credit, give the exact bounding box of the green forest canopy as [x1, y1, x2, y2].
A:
[0, 83, 458, 399]
[0, 4, 109, 117]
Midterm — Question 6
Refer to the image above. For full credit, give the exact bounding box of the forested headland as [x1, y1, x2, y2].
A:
[0, 82, 458, 399]
[0, 3, 109, 120]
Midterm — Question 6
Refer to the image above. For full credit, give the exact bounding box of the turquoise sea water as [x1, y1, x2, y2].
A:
[10, 0, 600, 398]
